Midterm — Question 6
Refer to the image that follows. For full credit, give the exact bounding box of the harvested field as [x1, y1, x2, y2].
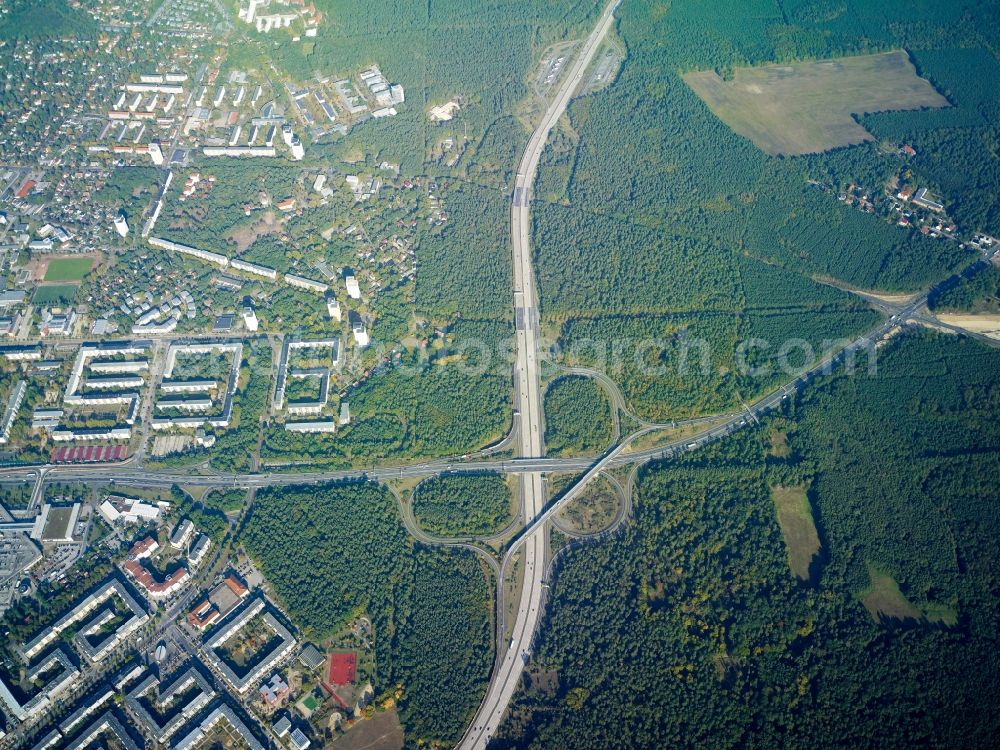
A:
[330, 708, 404, 750]
[684, 50, 949, 155]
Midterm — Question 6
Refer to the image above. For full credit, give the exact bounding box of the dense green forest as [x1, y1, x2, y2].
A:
[411, 473, 513, 536]
[415, 182, 513, 320]
[495, 330, 1000, 748]
[527, 0, 1000, 423]
[928, 263, 1000, 313]
[92, 166, 161, 217]
[543, 375, 614, 455]
[0, 0, 96, 38]
[394, 548, 493, 744]
[242, 482, 492, 747]
[341, 357, 509, 456]
[533, 205, 742, 316]
[558, 305, 879, 420]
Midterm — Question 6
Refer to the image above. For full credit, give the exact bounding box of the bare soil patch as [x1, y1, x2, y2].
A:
[331, 709, 404, 750]
[936, 313, 1000, 340]
[227, 210, 279, 252]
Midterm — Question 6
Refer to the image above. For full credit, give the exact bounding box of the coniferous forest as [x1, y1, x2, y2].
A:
[495, 331, 1000, 748]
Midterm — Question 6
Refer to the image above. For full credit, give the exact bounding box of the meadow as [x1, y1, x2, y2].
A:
[684, 50, 949, 155]
[769, 483, 821, 580]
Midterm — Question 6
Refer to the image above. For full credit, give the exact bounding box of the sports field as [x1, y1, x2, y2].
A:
[327, 651, 357, 685]
[684, 49, 950, 155]
[43, 257, 93, 281]
[32, 284, 78, 305]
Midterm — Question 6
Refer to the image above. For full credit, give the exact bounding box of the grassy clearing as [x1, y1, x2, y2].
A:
[770, 484, 821, 580]
[860, 567, 922, 622]
[922, 602, 959, 627]
[860, 566, 959, 626]
[43, 257, 93, 281]
[767, 429, 792, 458]
[555, 474, 620, 535]
[684, 50, 949, 155]
[32, 284, 78, 305]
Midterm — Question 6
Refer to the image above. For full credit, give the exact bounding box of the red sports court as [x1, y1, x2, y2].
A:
[327, 652, 357, 686]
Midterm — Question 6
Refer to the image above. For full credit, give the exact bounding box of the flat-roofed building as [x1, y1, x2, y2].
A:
[98, 495, 166, 525]
[30, 502, 81, 542]
[0, 647, 79, 721]
[160, 379, 216, 393]
[0, 344, 41, 361]
[51, 427, 131, 442]
[230, 258, 277, 280]
[0, 379, 25, 444]
[58, 686, 114, 735]
[284, 273, 328, 294]
[344, 273, 361, 300]
[202, 598, 296, 695]
[125, 668, 215, 743]
[0, 290, 26, 308]
[63, 710, 140, 750]
[173, 703, 265, 750]
[22, 577, 148, 662]
[189, 534, 212, 567]
[170, 518, 195, 548]
[285, 420, 337, 433]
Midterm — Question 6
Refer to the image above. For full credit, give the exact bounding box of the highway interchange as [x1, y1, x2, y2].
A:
[3, 1, 1000, 745]
[454, 2, 624, 743]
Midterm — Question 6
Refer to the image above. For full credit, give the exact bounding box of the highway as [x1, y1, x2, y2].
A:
[457, 2, 621, 747]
